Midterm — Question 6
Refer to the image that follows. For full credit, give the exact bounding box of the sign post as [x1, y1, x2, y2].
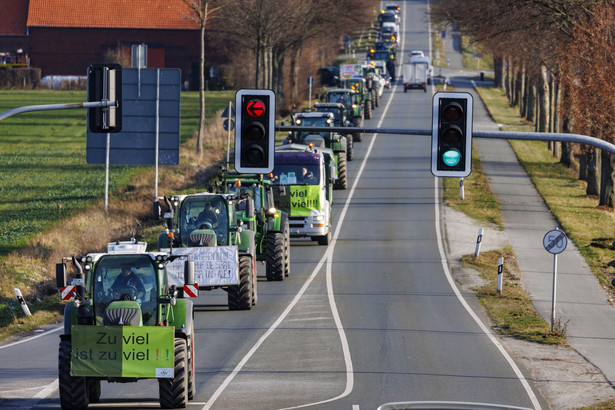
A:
[543, 227, 568, 331]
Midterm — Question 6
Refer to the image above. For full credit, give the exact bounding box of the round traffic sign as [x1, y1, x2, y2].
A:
[246, 99, 265, 118]
[543, 229, 567, 254]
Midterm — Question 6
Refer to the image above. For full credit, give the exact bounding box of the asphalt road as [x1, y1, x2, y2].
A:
[0, 1, 549, 409]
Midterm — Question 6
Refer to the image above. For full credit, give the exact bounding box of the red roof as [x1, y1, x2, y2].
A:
[0, 0, 29, 35]
[27, 0, 200, 30]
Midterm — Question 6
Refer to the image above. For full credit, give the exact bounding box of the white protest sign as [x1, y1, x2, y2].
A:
[164, 246, 239, 287]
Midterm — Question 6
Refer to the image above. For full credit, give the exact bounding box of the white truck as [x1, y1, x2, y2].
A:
[403, 56, 431, 92]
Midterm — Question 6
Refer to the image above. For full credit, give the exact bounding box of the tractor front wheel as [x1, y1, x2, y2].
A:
[266, 233, 285, 281]
[58, 340, 89, 410]
[334, 152, 348, 190]
[228, 256, 253, 310]
[159, 338, 188, 409]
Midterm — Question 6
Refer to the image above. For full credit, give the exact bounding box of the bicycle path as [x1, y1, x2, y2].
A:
[442, 30, 615, 387]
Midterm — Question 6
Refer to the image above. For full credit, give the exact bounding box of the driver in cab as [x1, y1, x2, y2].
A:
[111, 267, 146, 299]
[197, 202, 218, 227]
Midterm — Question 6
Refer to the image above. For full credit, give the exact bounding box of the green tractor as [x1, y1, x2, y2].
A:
[343, 76, 372, 120]
[283, 111, 349, 190]
[362, 64, 382, 109]
[56, 240, 196, 409]
[324, 88, 364, 142]
[313, 102, 354, 161]
[154, 192, 258, 310]
[216, 173, 290, 281]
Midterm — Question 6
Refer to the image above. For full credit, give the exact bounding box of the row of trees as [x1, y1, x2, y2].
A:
[182, 0, 376, 154]
[431, 0, 615, 207]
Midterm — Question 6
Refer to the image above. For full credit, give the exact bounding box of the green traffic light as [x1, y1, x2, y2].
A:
[442, 149, 461, 167]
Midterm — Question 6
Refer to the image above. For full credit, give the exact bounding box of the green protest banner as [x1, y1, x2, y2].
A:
[71, 325, 175, 378]
[289, 185, 321, 216]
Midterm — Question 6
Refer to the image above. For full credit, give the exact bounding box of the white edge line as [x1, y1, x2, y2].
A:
[426, 1, 540, 408]
[0, 325, 62, 349]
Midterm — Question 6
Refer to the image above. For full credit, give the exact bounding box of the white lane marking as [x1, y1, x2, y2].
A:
[202, 86, 399, 410]
[274, 81, 399, 410]
[426, 2, 541, 407]
[0, 325, 62, 349]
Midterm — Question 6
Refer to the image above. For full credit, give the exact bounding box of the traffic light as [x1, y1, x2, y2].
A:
[431, 92, 473, 177]
[235, 89, 275, 173]
[87, 64, 122, 133]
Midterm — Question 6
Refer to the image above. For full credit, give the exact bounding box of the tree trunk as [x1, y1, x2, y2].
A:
[505, 56, 512, 102]
[289, 47, 301, 105]
[197, 16, 207, 156]
[586, 148, 600, 195]
[494, 56, 504, 88]
[600, 150, 615, 207]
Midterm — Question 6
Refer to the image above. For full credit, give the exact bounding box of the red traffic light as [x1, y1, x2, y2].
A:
[246, 99, 265, 118]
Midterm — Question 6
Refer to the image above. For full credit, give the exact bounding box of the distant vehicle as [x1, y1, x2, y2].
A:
[403, 60, 429, 92]
[378, 11, 398, 27]
[385, 4, 401, 15]
[409, 50, 425, 58]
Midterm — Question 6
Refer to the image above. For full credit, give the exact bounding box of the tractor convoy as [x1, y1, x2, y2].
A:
[54, 5, 402, 408]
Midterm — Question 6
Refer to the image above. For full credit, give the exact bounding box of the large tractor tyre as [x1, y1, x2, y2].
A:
[228, 255, 253, 310]
[59, 340, 89, 410]
[87, 379, 101, 403]
[282, 217, 290, 277]
[374, 89, 380, 107]
[266, 232, 285, 281]
[252, 256, 258, 306]
[159, 338, 188, 409]
[351, 117, 363, 142]
[187, 326, 195, 400]
[334, 152, 348, 190]
[364, 100, 372, 119]
[346, 134, 354, 161]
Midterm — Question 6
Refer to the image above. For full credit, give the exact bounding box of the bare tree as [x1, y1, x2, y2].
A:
[182, 0, 221, 156]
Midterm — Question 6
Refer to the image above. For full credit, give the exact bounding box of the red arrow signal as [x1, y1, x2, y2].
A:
[246, 99, 265, 118]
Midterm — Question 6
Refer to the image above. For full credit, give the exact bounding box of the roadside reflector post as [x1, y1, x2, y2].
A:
[459, 177, 464, 200]
[14, 288, 32, 316]
[474, 228, 483, 258]
[497, 257, 504, 295]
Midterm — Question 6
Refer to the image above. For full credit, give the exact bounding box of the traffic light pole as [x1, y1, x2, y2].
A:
[275, 125, 615, 155]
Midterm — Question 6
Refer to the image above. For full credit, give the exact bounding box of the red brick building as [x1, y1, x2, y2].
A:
[1, 0, 201, 86]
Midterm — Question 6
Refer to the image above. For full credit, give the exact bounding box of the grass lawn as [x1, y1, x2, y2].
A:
[0, 89, 234, 339]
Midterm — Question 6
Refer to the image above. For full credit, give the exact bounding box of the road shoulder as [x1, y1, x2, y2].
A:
[442, 204, 615, 408]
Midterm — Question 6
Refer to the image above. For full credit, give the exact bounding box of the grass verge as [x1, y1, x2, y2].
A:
[461, 248, 566, 344]
[475, 86, 615, 294]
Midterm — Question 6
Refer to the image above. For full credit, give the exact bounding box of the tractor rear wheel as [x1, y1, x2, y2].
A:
[266, 232, 285, 281]
[346, 134, 354, 161]
[159, 338, 188, 409]
[58, 340, 89, 410]
[282, 217, 290, 277]
[87, 379, 101, 403]
[352, 117, 363, 142]
[228, 255, 253, 310]
[364, 100, 372, 119]
[334, 152, 348, 190]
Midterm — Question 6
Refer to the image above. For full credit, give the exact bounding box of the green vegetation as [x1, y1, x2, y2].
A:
[462, 249, 565, 344]
[442, 146, 503, 229]
[0, 89, 233, 340]
[475, 87, 615, 292]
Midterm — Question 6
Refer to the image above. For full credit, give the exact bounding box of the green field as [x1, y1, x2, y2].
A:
[0, 89, 233, 256]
